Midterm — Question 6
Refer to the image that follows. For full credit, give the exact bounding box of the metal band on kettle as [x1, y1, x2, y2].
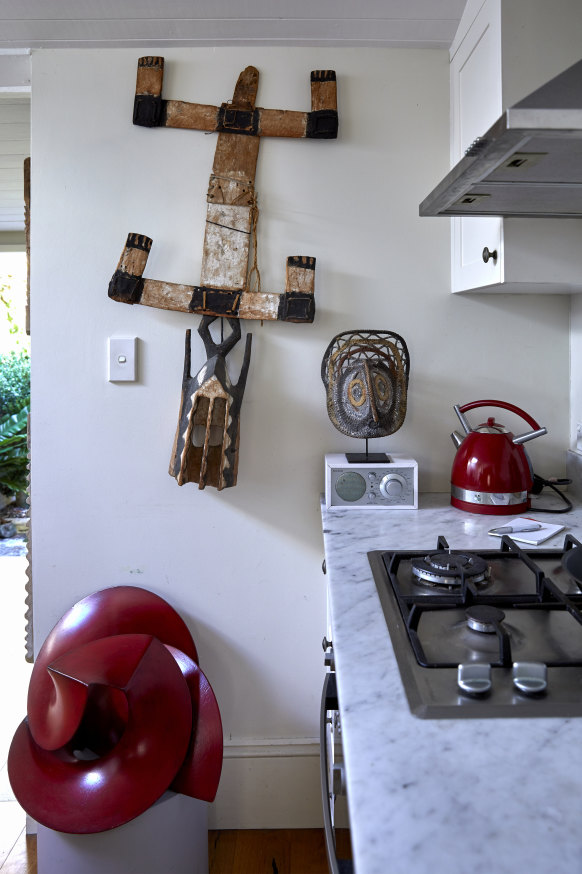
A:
[450, 485, 528, 506]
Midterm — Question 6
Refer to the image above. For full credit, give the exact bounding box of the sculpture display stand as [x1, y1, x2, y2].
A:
[345, 445, 390, 463]
[38, 793, 208, 874]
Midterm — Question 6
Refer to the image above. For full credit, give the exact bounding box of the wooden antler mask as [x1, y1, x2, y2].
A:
[169, 319, 252, 490]
[321, 330, 410, 439]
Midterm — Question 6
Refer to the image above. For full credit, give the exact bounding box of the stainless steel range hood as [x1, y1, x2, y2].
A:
[420, 59, 582, 218]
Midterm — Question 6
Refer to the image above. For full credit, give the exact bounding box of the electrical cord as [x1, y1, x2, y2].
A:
[530, 473, 573, 513]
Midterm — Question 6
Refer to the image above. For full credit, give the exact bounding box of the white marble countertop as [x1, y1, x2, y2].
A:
[321, 493, 582, 874]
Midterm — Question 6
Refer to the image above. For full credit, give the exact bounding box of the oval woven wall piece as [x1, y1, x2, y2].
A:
[321, 330, 410, 439]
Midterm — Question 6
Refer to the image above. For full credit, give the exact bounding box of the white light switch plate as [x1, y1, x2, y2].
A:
[108, 337, 137, 382]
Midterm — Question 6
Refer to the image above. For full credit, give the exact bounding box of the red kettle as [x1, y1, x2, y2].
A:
[450, 399, 547, 515]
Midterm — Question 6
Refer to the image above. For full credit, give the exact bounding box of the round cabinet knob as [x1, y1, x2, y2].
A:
[482, 247, 498, 264]
[379, 473, 406, 499]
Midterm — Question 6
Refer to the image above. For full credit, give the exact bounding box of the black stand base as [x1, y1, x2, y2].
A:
[346, 452, 391, 463]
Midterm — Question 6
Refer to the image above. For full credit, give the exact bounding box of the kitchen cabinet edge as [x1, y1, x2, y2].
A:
[451, 283, 582, 295]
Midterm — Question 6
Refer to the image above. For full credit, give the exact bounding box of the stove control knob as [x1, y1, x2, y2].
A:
[332, 763, 347, 796]
[322, 638, 335, 670]
[512, 662, 547, 696]
[379, 473, 406, 499]
[458, 663, 491, 697]
[368, 491, 377, 501]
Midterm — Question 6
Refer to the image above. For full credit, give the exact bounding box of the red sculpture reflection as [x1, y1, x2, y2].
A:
[8, 587, 223, 834]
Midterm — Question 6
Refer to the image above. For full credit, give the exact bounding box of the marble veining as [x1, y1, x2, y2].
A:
[321, 493, 582, 874]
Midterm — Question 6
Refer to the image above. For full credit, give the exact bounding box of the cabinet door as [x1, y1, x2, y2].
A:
[452, 216, 502, 291]
[451, 0, 502, 291]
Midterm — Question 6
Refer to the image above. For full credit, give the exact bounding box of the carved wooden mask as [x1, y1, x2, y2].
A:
[321, 330, 410, 439]
[170, 318, 252, 490]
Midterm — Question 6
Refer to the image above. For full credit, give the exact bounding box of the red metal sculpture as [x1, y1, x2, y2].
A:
[8, 586, 223, 834]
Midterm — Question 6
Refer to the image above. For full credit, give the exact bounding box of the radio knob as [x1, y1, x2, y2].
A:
[380, 473, 406, 498]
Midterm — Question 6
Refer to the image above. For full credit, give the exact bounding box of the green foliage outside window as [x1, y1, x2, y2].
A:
[0, 267, 30, 496]
[0, 406, 28, 495]
[0, 349, 30, 418]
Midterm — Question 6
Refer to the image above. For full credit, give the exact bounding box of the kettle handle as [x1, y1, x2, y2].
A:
[457, 399, 542, 432]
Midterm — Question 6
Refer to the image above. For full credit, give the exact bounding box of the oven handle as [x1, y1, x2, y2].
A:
[320, 671, 353, 874]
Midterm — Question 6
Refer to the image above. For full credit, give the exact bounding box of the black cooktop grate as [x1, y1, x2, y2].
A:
[380, 534, 582, 669]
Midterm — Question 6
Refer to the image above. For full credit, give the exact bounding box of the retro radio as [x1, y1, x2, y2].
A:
[325, 453, 418, 509]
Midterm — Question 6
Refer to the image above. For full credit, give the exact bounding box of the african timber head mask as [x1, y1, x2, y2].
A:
[321, 330, 410, 439]
[170, 317, 252, 490]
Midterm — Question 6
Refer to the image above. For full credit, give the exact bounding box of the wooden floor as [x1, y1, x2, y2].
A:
[1, 829, 351, 873]
[209, 829, 351, 873]
[0, 832, 35, 874]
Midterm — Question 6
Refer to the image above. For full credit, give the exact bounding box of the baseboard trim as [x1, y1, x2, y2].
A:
[210, 738, 324, 829]
[223, 738, 319, 759]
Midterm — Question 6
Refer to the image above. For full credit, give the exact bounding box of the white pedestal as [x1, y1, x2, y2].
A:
[37, 792, 208, 874]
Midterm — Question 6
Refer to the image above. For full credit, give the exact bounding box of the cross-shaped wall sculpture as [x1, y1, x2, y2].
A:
[107, 58, 338, 489]
[109, 57, 337, 323]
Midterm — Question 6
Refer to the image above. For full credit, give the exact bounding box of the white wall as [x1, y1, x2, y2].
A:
[29, 47, 570, 827]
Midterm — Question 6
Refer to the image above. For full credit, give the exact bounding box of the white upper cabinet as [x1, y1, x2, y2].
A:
[449, 0, 582, 293]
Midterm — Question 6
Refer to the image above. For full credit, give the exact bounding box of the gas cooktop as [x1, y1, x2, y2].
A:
[368, 534, 582, 719]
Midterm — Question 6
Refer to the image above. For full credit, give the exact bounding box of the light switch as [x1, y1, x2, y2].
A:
[108, 337, 137, 382]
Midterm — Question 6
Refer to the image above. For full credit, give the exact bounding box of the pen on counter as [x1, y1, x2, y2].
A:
[489, 524, 543, 535]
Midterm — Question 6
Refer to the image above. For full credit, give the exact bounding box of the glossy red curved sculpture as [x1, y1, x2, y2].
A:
[8, 587, 223, 834]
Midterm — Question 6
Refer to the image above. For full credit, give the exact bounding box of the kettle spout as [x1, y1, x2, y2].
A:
[451, 430, 464, 449]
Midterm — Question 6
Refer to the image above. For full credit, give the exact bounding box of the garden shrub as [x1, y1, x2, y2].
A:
[0, 350, 30, 418]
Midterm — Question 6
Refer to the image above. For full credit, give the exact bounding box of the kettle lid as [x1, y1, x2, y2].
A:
[475, 416, 508, 435]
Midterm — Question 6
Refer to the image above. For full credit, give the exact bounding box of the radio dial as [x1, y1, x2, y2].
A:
[380, 473, 406, 498]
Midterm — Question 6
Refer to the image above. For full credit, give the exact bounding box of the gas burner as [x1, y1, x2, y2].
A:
[465, 605, 506, 633]
[370, 533, 582, 718]
[411, 551, 490, 588]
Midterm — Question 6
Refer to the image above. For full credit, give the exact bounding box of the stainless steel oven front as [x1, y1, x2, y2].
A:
[320, 639, 352, 874]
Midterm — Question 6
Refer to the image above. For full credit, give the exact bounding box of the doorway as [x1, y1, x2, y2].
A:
[0, 81, 32, 867]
